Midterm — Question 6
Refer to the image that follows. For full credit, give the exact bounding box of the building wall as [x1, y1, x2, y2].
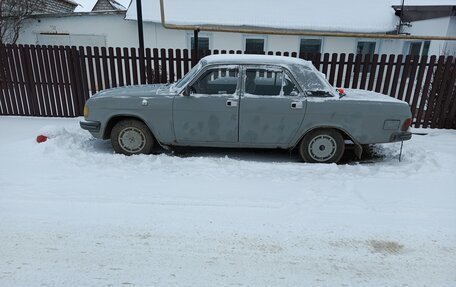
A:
[17, 13, 454, 56]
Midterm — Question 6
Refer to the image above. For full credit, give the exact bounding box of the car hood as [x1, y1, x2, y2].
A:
[340, 89, 405, 104]
[92, 84, 173, 99]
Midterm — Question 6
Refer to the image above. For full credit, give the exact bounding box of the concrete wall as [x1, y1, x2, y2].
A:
[17, 13, 454, 56]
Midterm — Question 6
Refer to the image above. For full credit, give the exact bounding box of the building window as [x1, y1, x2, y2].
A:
[190, 36, 210, 53]
[245, 38, 265, 54]
[357, 41, 376, 57]
[299, 39, 322, 54]
[407, 41, 430, 56]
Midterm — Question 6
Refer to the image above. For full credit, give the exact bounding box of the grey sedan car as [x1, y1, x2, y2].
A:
[80, 54, 412, 163]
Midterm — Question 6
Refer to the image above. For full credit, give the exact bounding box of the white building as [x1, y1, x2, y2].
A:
[16, 0, 456, 56]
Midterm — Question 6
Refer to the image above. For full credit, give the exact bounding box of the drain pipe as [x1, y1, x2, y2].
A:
[159, 0, 456, 41]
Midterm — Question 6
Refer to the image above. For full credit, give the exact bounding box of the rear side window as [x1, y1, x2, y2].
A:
[245, 68, 283, 96]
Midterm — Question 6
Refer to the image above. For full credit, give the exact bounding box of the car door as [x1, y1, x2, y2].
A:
[173, 65, 240, 144]
[239, 66, 307, 145]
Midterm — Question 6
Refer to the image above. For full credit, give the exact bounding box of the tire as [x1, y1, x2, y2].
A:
[110, 119, 155, 155]
[299, 129, 345, 163]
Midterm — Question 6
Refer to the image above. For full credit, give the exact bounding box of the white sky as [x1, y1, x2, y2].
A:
[73, 0, 132, 12]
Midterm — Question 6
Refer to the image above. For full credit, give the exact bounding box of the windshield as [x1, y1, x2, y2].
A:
[174, 61, 205, 89]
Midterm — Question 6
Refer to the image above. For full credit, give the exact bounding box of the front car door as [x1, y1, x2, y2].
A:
[173, 65, 240, 144]
[239, 65, 307, 146]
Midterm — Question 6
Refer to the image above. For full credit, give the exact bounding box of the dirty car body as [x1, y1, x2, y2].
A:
[80, 54, 412, 163]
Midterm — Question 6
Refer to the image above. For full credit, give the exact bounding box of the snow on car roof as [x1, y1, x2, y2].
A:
[201, 54, 313, 68]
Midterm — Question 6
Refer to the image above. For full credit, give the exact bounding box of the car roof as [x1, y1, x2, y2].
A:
[201, 54, 313, 68]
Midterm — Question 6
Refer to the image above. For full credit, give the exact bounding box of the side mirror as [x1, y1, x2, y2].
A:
[182, 85, 191, 96]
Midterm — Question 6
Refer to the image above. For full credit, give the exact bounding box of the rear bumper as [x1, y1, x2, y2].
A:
[390, 131, 412, 142]
[80, 121, 101, 133]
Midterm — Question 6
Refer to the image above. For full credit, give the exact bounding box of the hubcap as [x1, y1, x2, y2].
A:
[308, 135, 337, 162]
[118, 127, 146, 153]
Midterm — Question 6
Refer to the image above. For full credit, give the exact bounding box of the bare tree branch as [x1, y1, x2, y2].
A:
[0, 0, 47, 44]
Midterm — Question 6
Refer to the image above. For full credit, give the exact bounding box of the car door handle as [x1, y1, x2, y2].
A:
[226, 100, 238, 107]
[291, 102, 303, 109]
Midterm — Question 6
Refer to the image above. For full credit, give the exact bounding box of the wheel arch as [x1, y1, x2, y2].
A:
[103, 114, 156, 140]
[293, 125, 363, 157]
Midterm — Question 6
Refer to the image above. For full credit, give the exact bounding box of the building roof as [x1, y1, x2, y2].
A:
[74, 0, 129, 12]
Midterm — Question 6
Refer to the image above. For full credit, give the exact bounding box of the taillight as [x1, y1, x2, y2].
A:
[401, 118, 412, 131]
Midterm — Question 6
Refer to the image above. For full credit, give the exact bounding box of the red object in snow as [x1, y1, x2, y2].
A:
[36, 135, 48, 143]
[337, 88, 345, 95]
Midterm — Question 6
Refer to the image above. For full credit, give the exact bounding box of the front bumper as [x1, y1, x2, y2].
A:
[390, 131, 412, 142]
[80, 121, 101, 133]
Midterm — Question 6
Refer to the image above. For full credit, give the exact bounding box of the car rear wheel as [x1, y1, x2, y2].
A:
[111, 119, 155, 155]
[299, 129, 345, 163]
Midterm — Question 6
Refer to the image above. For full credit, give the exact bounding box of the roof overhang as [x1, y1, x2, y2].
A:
[392, 5, 456, 22]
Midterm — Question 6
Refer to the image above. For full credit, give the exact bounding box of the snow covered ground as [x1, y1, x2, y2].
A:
[0, 116, 455, 287]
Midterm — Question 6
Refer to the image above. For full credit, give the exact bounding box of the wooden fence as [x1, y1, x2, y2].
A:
[0, 44, 455, 129]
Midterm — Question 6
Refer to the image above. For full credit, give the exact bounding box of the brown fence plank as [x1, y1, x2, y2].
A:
[145, 48, 153, 84]
[321, 53, 329, 77]
[445, 84, 456, 129]
[431, 56, 454, 128]
[139, 48, 146, 85]
[108, 47, 117, 88]
[14, 45, 29, 115]
[367, 54, 378, 91]
[131, 48, 138, 85]
[415, 56, 436, 128]
[36, 46, 52, 116]
[351, 54, 362, 89]
[382, 54, 395, 95]
[440, 62, 456, 128]
[78, 46, 90, 105]
[397, 55, 412, 101]
[409, 55, 428, 118]
[29, 45, 45, 115]
[58, 46, 73, 117]
[168, 48, 175, 83]
[389, 55, 403, 99]
[359, 54, 370, 90]
[48, 46, 63, 116]
[42, 46, 58, 116]
[94, 47, 104, 91]
[20, 45, 39, 116]
[11, 45, 27, 115]
[328, 53, 337, 86]
[160, 48, 167, 83]
[0, 45, 14, 114]
[375, 54, 387, 93]
[152, 48, 160, 83]
[336, 53, 345, 88]
[69, 46, 83, 116]
[116, 48, 124, 87]
[423, 56, 445, 128]
[123, 47, 131, 86]
[86, 47, 97, 95]
[175, 49, 182, 80]
[404, 55, 420, 104]
[183, 49, 190, 75]
[343, 53, 354, 88]
[52, 46, 67, 117]
[101, 47, 110, 88]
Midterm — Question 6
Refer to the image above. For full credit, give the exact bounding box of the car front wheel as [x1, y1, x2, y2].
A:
[111, 119, 155, 155]
[299, 129, 345, 163]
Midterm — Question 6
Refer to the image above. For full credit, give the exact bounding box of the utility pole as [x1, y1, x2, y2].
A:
[136, 0, 145, 83]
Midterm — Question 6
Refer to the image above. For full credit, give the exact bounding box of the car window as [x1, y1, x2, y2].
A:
[245, 68, 283, 96]
[282, 73, 300, 96]
[191, 67, 239, 95]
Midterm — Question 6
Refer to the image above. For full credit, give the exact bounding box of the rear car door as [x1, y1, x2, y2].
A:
[239, 66, 306, 145]
[173, 65, 240, 143]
